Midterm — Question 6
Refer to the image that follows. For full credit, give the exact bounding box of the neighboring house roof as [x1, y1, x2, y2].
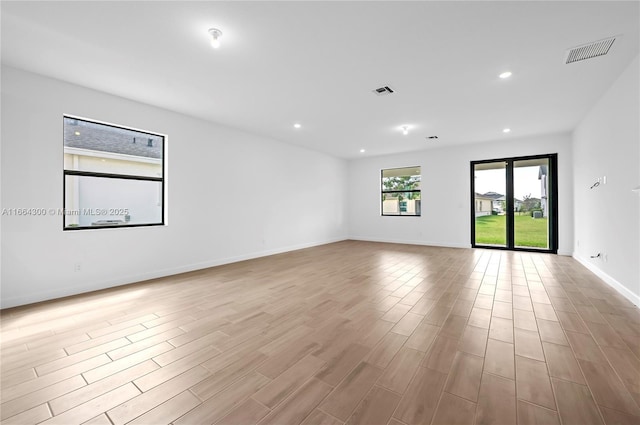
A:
[475, 192, 525, 205]
[64, 118, 163, 159]
[474, 193, 494, 200]
[493, 195, 522, 203]
[481, 192, 504, 200]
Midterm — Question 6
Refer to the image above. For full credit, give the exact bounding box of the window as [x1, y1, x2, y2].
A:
[63, 116, 165, 230]
[381, 166, 421, 216]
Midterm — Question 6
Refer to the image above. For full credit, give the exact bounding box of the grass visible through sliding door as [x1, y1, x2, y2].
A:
[475, 215, 548, 248]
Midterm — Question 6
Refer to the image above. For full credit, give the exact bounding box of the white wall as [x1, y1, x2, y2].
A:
[1, 66, 348, 308]
[348, 134, 574, 254]
[573, 55, 640, 304]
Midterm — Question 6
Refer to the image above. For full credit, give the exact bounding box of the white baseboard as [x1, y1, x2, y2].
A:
[573, 254, 639, 306]
[348, 236, 471, 249]
[1, 237, 348, 309]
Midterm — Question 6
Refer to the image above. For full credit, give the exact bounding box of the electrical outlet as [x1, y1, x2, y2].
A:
[74, 262, 81, 272]
[603, 175, 607, 185]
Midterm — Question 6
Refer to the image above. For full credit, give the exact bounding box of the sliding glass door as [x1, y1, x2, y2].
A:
[473, 161, 507, 247]
[471, 154, 558, 253]
[514, 158, 551, 249]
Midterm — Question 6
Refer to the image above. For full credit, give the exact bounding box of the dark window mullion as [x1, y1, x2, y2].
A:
[381, 190, 421, 194]
[63, 170, 162, 182]
[506, 160, 514, 249]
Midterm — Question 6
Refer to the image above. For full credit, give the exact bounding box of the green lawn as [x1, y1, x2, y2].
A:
[475, 215, 548, 248]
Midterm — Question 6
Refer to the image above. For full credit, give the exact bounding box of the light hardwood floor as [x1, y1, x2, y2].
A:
[1, 241, 639, 425]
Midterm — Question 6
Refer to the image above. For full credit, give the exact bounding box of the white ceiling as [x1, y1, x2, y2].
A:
[2, 1, 638, 159]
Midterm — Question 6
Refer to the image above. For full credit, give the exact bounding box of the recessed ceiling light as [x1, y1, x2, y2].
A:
[360, 149, 365, 153]
[293, 123, 301, 129]
[208, 28, 223, 49]
[74, 131, 80, 136]
[499, 71, 512, 79]
[503, 128, 511, 133]
[401, 125, 409, 135]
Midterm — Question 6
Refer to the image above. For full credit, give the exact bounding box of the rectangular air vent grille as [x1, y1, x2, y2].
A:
[373, 86, 394, 96]
[565, 36, 616, 64]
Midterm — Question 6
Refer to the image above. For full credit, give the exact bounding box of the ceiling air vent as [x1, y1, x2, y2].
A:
[373, 86, 394, 96]
[426, 136, 439, 140]
[565, 36, 617, 64]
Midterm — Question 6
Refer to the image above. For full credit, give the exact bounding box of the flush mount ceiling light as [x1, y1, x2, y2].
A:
[401, 125, 409, 135]
[293, 123, 301, 129]
[208, 28, 223, 49]
[360, 149, 366, 153]
[499, 71, 512, 79]
[503, 128, 511, 133]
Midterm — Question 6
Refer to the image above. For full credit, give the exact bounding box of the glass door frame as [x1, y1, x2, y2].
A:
[470, 153, 558, 254]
